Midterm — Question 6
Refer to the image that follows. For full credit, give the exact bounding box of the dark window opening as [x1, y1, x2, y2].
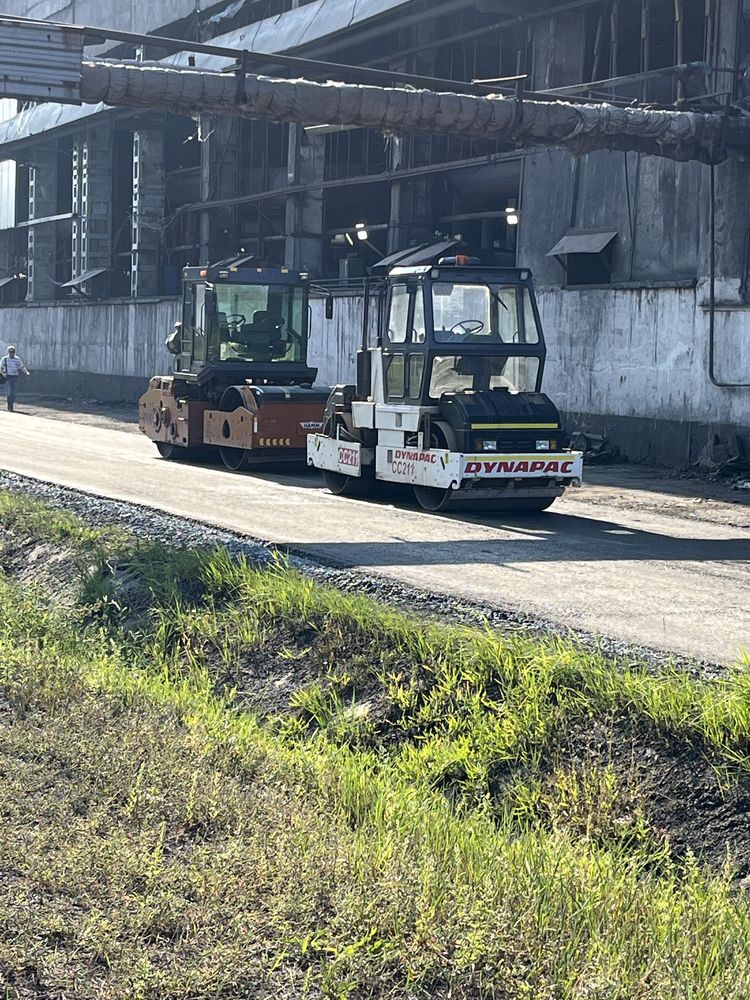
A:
[111, 129, 134, 297]
[325, 129, 387, 181]
[614, 0, 641, 81]
[566, 252, 612, 286]
[682, 0, 707, 62]
[584, 3, 612, 82]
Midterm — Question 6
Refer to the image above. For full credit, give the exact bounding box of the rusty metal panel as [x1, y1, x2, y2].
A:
[0, 21, 83, 104]
[547, 230, 618, 256]
[203, 407, 255, 449]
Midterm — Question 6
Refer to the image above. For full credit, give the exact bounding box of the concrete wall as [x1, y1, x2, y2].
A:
[1, 284, 747, 467]
[0, 294, 364, 400]
[539, 285, 750, 464]
[0, 298, 178, 399]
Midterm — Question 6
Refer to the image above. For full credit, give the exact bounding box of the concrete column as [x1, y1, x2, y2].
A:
[26, 145, 58, 301]
[71, 126, 113, 295]
[131, 130, 165, 297]
[284, 125, 324, 274]
[199, 115, 240, 265]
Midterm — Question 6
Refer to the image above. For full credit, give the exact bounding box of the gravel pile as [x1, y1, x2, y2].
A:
[0, 470, 714, 676]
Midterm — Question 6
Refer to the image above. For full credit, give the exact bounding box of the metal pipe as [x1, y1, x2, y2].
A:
[78, 60, 749, 166]
[362, 276, 371, 352]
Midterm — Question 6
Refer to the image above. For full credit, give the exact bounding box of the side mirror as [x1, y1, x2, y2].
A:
[325, 295, 334, 321]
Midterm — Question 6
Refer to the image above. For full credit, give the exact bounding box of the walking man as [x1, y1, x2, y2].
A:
[0, 345, 29, 412]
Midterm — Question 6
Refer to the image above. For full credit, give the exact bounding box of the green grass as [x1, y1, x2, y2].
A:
[2, 491, 750, 997]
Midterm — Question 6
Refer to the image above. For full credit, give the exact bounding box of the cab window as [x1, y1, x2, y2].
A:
[385, 354, 405, 397]
[408, 354, 424, 399]
[387, 285, 410, 343]
[413, 290, 426, 343]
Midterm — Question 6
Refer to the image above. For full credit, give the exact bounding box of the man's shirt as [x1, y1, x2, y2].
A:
[1, 356, 25, 376]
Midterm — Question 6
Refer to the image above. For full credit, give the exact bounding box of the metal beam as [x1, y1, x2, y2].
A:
[173, 153, 525, 219]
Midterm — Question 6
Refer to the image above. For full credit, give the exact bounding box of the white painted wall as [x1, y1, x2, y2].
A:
[538, 284, 750, 431]
[0, 298, 177, 379]
[0, 286, 746, 456]
[0, 294, 365, 387]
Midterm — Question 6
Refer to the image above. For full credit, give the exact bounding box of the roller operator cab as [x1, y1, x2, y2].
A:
[308, 245, 583, 511]
[139, 260, 329, 470]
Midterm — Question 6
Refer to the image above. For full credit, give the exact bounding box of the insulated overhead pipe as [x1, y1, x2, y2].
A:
[78, 60, 750, 165]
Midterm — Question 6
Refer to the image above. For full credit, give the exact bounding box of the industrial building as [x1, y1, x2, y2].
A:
[0, 0, 748, 464]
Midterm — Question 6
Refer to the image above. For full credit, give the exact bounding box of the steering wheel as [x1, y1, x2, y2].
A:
[225, 313, 246, 332]
[451, 319, 485, 336]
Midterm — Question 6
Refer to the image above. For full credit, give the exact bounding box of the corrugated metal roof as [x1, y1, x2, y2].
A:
[0, 21, 83, 103]
[547, 230, 617, 255]
[170, 0, 418, 71]
[0, 0, 419, 149]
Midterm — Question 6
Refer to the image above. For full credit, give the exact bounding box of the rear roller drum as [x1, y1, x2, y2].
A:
[156, 441, 197, 461]
[320, 416, 374, 497]
[322, 468, 374, 498]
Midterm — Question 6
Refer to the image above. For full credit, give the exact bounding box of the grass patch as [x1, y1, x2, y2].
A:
[0, 491, 127, 553]
[1, 492, 750, 996]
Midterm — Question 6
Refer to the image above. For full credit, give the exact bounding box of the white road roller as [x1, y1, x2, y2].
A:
[308, 242, 583, 512]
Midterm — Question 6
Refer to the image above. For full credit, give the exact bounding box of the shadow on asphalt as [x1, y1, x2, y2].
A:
[150, 453, 750, 566]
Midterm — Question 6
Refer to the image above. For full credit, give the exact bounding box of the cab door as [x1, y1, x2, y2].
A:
[383, 282, 427, 403]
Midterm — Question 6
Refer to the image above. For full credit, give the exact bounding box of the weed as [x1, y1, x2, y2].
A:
[3, 495, 750, 996]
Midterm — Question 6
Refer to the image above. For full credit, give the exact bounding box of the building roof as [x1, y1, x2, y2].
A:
[0, 0, 419, 152]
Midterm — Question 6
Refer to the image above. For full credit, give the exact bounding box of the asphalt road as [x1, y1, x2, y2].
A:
[1, 409, 749, 666]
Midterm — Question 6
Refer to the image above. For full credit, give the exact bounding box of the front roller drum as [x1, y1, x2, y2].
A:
[413, 484, 557, 513]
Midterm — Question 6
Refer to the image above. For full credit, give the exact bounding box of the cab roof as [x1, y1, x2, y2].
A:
[389, 265, 533, 283]
[183, 262, 305, 285]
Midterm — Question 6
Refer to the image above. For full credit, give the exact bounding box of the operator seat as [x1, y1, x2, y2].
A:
[227, 311, 286, 362]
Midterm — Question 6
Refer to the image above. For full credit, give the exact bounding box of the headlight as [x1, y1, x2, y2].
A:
[481, 439, 497, 451]
[535, 439, 550, 450]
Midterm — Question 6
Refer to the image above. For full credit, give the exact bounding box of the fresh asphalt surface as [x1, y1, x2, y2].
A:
[1, 408, 749, 666]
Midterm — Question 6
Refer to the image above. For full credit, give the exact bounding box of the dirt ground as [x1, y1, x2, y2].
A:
[15, 394, 750, 531]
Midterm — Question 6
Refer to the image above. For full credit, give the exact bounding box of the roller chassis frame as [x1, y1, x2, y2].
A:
[139, 375, 326, 464]
[308, 432, 583, 500]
